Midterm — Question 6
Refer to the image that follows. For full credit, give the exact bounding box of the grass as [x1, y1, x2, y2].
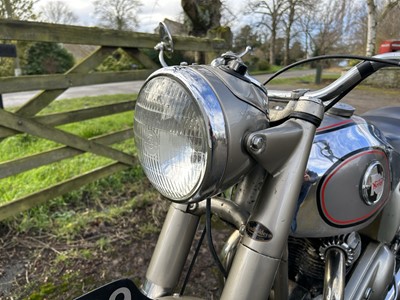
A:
[249, 64, 283, 75]
[0, 94, 136, 204]
[2, 166, 161, 299]
[249, 64, 310, 76]
[265, 72, 342, 86]
[6, 162, 150, 234]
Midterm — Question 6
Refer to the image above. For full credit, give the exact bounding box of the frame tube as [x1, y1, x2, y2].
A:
[323, 248, 346, 300]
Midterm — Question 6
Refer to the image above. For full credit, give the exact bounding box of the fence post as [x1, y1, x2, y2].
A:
[206, 26, 232, 64]
[0, 43, 18, 109]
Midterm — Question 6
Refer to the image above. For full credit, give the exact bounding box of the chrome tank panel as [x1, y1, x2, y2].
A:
[292, 113, 392, 238]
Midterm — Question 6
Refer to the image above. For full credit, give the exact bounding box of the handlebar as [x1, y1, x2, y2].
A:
[267, 52, 400, 103]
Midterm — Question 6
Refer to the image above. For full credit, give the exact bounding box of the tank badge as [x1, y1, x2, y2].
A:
[361, 161, 385, 206]
[246, 221, 273, 241]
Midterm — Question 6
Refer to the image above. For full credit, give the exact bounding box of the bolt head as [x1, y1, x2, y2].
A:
[250, 136, 265, 151]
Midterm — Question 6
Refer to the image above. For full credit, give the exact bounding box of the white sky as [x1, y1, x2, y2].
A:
[35, 0, 247, 33]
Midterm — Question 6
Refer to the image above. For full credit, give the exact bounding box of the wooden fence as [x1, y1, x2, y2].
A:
[0, 19, 229, 220]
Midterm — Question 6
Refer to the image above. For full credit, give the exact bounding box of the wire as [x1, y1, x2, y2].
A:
[206, 198, 228, 279]
[179, 225, 207, 296]
[263, 54, 400, 86]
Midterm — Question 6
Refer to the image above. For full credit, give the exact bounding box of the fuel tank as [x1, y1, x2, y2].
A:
[291, 103, 393, 238]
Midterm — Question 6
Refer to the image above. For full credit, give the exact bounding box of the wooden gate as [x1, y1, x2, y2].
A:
[0, 19, 228, 220]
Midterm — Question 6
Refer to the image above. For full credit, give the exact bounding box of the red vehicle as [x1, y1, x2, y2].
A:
[378, 39, 400, 54]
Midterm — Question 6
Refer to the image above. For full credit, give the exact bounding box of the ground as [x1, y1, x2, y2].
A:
[0, 82, 399, 300]
[0, 176, 230, 300]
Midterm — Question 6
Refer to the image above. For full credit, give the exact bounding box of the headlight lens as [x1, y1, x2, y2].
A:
[134, 76, 209, 201]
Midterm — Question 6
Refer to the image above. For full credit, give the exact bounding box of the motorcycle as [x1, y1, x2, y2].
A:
[75, 22, 400, 300]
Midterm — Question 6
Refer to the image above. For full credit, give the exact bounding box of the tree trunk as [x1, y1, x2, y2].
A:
[366, 0, 377, 56]
[284, 33, 290, 65]
[4, 0, 13, 18]
[181, 0, 221, 36]
[283, 2, 296, 65]
[269, 29, 276, 65]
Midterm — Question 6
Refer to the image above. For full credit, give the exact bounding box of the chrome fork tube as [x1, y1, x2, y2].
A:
[142, 203, 199, 298]
[220, 97, 324, 300]
[323, 248, 346, 300]
[385, 267, 400, 300]
[271, 245, 289, 300]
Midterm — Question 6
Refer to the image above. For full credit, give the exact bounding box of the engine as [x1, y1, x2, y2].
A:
[288, 232, 362, 298]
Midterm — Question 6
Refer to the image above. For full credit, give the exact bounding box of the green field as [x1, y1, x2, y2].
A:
[0, 94, 136, 204]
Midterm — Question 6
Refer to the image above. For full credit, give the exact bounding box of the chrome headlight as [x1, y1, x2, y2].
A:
[134, 66, 269, 202]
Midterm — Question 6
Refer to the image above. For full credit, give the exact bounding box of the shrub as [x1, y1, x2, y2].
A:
[258, 60, 271, 71]
[96, 49, 140, 72]
[25, 42, 74, 75]
[0, 58, 15, 77]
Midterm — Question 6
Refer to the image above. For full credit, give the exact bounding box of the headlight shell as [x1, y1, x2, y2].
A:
[134, 66, 269, 202]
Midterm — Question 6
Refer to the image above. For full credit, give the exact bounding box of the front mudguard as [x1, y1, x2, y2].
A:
[73, 278, 203, 300]
[73, 278, 149, 300]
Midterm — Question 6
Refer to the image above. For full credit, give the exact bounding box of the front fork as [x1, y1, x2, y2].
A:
[143, 96, 324, 299]
[221, 97, 324, 299]
[142, 203, 200, 298]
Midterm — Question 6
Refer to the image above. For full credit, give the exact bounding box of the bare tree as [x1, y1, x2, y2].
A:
[0, 0, 37, 20]
[248, 0, 287, 65]
[377, 4, 400, 44]
[281, 0, 314, 65]
[342, 2, 368, 55]
[234, 25, 262, 51]
[292, 0, 368, 60]
[366, 0, 378, 55]
[297, 0, 318, 58]
[366, 0, 400, 55]
[302, 0, 356, 56]
[39, 1, 78, 25]
[220, 0, 236, 28]
[92, 0, 142, 31]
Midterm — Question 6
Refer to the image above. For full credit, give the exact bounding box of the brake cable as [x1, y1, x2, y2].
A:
[180, 225, 207, 296]
[206, 198, 228, 279]
[180, 198, 228, 295]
